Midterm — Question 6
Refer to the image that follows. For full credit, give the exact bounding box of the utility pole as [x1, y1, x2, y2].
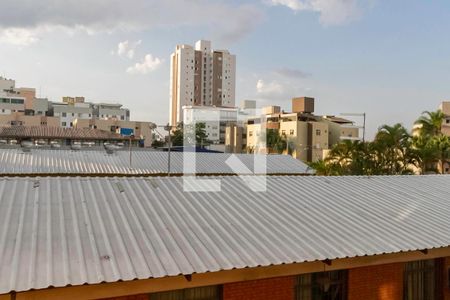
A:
[129, 136, 132, 168]
[163, 124, 173, 176]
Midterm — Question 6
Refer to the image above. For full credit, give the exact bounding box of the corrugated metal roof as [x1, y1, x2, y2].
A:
[0, 126, 128, 140]
[0, 175, 450, 294]
[0, 149, 313, 175]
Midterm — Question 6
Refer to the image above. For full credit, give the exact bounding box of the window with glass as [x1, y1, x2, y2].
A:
[10, 99, 24, 104]
[151, 285, 221, 300]
[295, 270, 347, 300]
[404, 259, 442, 300]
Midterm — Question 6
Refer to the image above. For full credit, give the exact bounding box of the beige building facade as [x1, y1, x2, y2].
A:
[0, 113, 60, 128]
[234, 97, 359, 162]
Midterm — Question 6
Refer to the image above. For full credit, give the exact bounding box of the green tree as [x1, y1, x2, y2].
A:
[414, 110, 445, 137]
[411, 136, 438, 174]
[266, 129, 287, 154]
[431, 135, 450, 174]
[374, 123, 414, 174]
[325, 140, 374, 175]
[170, 122, 210, 147]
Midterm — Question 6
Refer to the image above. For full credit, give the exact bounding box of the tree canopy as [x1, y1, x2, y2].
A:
[311, 110, 450, 175]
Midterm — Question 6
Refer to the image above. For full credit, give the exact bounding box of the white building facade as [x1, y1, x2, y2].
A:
[0, 77, 15, 92]
[52, 102, 93, 128]
[183, 105, 238, 144]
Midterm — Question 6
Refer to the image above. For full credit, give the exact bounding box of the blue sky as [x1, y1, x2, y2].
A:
[0, 0, 449, 138]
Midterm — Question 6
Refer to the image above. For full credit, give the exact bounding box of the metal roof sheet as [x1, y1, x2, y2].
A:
[0, 175, 450, 294]
[0, 126, 128, 140]
[0, 149, 313, 175]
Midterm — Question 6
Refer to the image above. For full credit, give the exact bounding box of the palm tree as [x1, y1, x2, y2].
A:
[414, 110, 445, 137]
[411, 136, 439, 175]
[309, 159, 341, 176]
[431, 135, 450, 174]
[374, 124, 413, 174]
[326, 140, 374, 175]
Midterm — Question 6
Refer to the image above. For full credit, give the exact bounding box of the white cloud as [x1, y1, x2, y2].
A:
[116, 40, 142, 59]
[0, 28, 39, 46]
[269, 0, 361, 25]
[126, 54, 162, 75]
[0, 0, 263, 46]
[256, 79, 286, 98]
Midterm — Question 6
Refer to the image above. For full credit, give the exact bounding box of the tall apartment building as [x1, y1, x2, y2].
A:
[170, 40, 236, 126]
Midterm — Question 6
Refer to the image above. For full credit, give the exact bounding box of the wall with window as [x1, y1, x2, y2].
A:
[98, 258, 450, 300]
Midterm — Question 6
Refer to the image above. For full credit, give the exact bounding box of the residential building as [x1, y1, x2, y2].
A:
[439, 101, 450, 173]
[32, 97, 49, 116]
[183, 105, 238, 144]
[0, 125, 133, 146]
[225, 123, 245, 153]
[0, 92, 26, 115]
[74, 118, 154, 147]
[0, 113, 59, 127]
[0, 76, 15, 91]
[51, 101, 93, 128]
[169, 40, 236, 126]
[15, 87, 36, 112]
[440, 101, 450, 137]
[94, 103, 130, 121]
[239, 97, 359, 162]
[1, 175, 450, 299]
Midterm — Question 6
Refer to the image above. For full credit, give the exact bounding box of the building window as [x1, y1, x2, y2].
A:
[151, 285, 221, 300]
[295, 270, 347, 300]
[249, 131, 253, 137]
[62, 112, 67, 117]
[316, 129, 321, 136]
[404, 259, 440, 300]
[281, 130, 286, 136]
[290, 129, 295, 136]
[11, 99, 24, 104]
[62, 122, 66, 126]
